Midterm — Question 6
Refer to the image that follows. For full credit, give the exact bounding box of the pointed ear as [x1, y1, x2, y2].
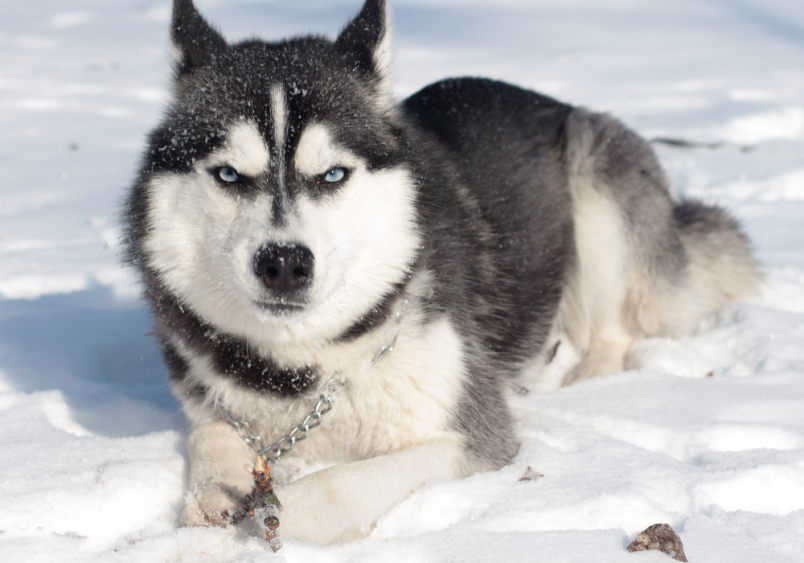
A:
[171, 0, 227, 78]
[335, 0, 393, 82]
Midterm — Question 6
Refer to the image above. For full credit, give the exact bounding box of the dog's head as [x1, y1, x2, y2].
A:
[132, 0, 421, 344]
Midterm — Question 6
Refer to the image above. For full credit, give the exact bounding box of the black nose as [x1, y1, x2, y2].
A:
[253, 243, 314, 293]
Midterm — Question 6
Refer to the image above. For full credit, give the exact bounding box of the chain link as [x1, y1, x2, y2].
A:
[372, 299, 408, 365]
[219, 393, 333, 461]
[218, 298, 408, 461]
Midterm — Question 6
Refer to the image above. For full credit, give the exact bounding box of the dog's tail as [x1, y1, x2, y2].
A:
[670, 200, 762, 329]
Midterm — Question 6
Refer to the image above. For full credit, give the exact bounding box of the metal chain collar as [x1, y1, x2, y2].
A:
[218, 298, 409, 462]
[219, 391, 334, 461]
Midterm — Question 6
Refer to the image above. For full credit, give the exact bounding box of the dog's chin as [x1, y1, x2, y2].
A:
[253, 299, 309, 320]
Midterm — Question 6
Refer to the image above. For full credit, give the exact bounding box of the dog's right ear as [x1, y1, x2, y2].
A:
[171, 0, 227, 78]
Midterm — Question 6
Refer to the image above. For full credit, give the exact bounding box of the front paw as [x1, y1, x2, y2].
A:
[182, 481, 248, 527]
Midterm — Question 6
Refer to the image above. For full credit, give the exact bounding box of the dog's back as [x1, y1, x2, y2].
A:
[404, 78, 761, 385]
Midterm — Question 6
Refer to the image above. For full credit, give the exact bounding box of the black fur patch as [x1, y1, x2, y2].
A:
[402, 78, 575, 468]
[152, 291, 317, 396]
[403, 78, 574, 366]
[211, 336, 316, 395]
[335, 287, 404, 344]
[161, 340, 190, 383]
[333, 265, 418, 343]
[673, 199, 743, 237]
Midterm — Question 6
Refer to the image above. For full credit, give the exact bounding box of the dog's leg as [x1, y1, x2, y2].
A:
[182, 421, 256, 527]
[559, 154, 634, 384]
[564, 333, 632, 384]
[276, 438, 467, 545]
[183, 423, 468, 544]
[560, 109, 761, 388]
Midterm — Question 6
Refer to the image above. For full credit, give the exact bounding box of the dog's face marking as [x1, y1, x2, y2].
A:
[208, 120, 270, 178]
[137, 0, 419, 347]
[270, 83, 288, 153]
[144, 113, 419, 347]
[269, 82, 288, 224]
[294, 123, 359, 178]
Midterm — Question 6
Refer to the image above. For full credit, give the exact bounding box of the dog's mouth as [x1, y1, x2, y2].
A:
[254, 300, 308, 316]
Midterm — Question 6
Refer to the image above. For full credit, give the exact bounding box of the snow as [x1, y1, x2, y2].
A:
[1, 0, 803, 560]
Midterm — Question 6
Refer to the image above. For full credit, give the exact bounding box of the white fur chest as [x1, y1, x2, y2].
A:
[180, 313, 468, 464]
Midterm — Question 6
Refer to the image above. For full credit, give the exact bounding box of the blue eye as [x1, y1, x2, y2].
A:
[324, 168, 346, 183]
[218, 166, 239, 183]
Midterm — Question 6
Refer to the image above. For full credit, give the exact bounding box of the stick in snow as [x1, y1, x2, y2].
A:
[230, 455, 283, 552]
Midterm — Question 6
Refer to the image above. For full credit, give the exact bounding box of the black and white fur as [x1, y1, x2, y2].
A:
[125, 0, 761, 544]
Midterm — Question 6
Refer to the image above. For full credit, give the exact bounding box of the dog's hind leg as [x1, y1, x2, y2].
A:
[557, 169, 635, 384]
[557, 109, 649, 384]
[558, 108, 761, 385]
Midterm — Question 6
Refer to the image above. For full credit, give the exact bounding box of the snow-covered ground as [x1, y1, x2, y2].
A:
[1, 0, 803, 561]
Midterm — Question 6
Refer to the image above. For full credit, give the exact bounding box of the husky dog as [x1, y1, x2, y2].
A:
[125, 0, 761, 545]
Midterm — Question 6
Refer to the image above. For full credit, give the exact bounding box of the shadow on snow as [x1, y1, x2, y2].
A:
[0, 286, 185, 438]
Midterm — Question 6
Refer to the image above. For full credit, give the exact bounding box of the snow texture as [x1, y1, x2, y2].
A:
[1, 0, 804, 561]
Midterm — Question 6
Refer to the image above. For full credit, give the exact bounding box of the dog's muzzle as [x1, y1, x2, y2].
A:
[253, 243, 314, 294]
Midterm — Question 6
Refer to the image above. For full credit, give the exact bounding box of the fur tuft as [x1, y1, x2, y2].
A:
[672, 199, 763, 323]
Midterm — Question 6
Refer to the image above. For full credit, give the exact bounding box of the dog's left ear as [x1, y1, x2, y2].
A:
[335, 0, 393, 89]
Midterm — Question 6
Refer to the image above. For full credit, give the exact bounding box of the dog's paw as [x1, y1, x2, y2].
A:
[564, 344, 629, 385]
[182, 481, 248, 528]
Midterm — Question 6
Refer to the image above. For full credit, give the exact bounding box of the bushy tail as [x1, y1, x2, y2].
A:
[672, 200, 763, 323]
